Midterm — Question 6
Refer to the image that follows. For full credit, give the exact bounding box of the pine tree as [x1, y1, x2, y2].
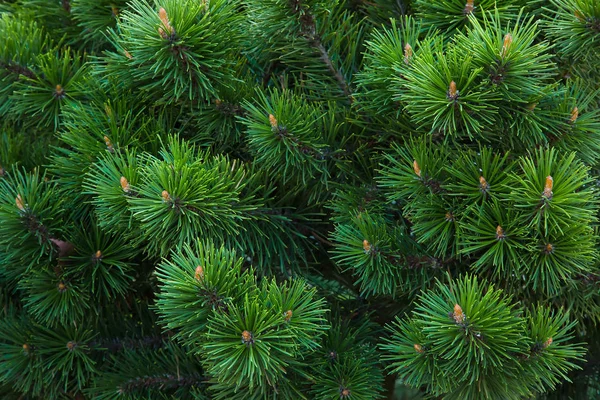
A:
[1, 0, 599, 399]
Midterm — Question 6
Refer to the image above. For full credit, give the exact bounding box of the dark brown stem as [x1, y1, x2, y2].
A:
[118, 373, 204, 394]
[0, 61, 37, 79]
[291, 1, 352, 98]
[314, 41, 351, 97]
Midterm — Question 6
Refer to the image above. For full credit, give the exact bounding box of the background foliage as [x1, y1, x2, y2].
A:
[1, 0, 600, 399]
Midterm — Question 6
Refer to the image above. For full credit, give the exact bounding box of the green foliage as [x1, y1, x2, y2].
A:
[156, 240, 330, 397]
[1, 0, 599, 398]
[0, 168, 65, 277]
[102, 0, 242, 103]
[376, 138, 599, 299]
[544, 0, 600, 67]
[380, 275, 585, 400]
[413, 0, 520, 34]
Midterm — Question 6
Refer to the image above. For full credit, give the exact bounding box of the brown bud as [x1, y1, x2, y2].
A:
[215, 99, 222, 106]
[111, 6, 119, 17]
[542, 175, 553, 199]
[284, 310, 293, 322]
[268, 114, 278, 129]
[453, 304, 465, 324]
[23, 343, 30, 352]
[570, 106, 579, 123]
[120, 176, 131, 193]
[445, 211, 455, 222]
[195, 265, 204, 281]
[414, 343, 423, 353]
[15, 194, 25, 212]
[54, 84, 65, 98]
[241, 330, 254, 345]
[496, 225, 506, 240]
[158, 7, 169, 27]
[403, 43, 413, 65]
[161, 190, 171, 202]
[58, 282, 67, 292]
[328, 350, 337, 361]
[340, 388, 351, 398]
[543, 337, 553, 348]
[158, 7, 174, 38]
[447, 81, 459, 100]
[66, 341, 77, 351]
[479, 176, 489, 192]
[363, 239, 371, 253]
[544, 243, 554, 254]
[124, 50, 133, 59]
[464, 0, 474, 15]
[95, 250, 102, 259]
[104, 136, 114, 152]
[501, 33, 513, 58]
[413, 160, 422, 177]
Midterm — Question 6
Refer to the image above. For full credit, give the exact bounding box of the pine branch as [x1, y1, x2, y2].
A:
[118, 373, 205, 394]
[292, 2, 352, 97]
[0, 60, 37, 79]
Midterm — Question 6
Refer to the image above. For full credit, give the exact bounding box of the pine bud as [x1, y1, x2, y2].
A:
[23, 343, 30, 353]
[54, 84, 65, 99]
[340, 388, 351, 398]
[464, 0, 474, 15]
[496, 225, 506, 240]
[284, 310, 293, 322]
[241, 330, 254, 345]
[58, 282, 67, 292]
[158, 7, 174, 38]
[570, 106, 579, 123]
[452, 304, 465, 324]
[158, 7, 169, 27]
[120, 176, 131, 193]
[268, 114, 278, 129]
[161, 190, 171, 202]
[0, 165, 5, 177]
[94, 250, 102, 260]
[543, 337, 553, 348]
[542, 175, 553, 200]
[66, 341, 77, 351]
[447, 81, 459, 100]
[111, 6, 119, 17]
[403, 43, 413, 65]
[479, 176, 489, 192]
[104, 136, 114, 152]
[414, 343, 423, 353]
[526, 102, 537, 111]
[328, 350, 338, 361]
[124, 50, 133, 59]
[363, 239, 371, 253]
[445, 211, 455, 222]
[501, 33, 513, 58]
[195, 265, 204, 281]
[413, 160, 422, 177]
[15, 194, 25, 212]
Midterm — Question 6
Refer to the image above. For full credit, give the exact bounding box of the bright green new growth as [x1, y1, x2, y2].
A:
[381, 275, 585, 400]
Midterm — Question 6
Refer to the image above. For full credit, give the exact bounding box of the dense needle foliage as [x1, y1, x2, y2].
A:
[1, 0, 600, 399]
